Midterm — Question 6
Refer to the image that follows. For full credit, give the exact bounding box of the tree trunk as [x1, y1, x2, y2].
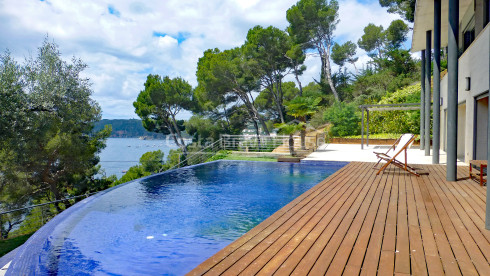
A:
[294, 68, 303, 96]
[288, 134, 296, 156]
[252, 119, 261, 150]
[322, 45, 339, 101]
[267, 78, 285, 124]
[42, 162, 63, 213]
[300, 128, 306, 150]
[222, 106, 231, 131]
[273, 95, 285, 123]
[301, 117, 307, 150]
[350, 61, 359, 75]
[162, 117, 181, 148]
[170, 114, 188, 155]
[241, 91, 270, 135]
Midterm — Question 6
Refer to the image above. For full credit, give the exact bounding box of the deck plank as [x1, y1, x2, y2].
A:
[191, 162, 356, 275]
[411, 174, 445, 276]
[428, 165, 490, 275]
[252, 163, 373, 275]
[233, 163, 374, 275]
[188, 162, 489, 276]
[218, 162, 371, 275]
[296, 163, 381, 275]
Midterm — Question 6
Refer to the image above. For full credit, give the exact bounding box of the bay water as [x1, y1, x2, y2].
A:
[97, 138, 179, 178]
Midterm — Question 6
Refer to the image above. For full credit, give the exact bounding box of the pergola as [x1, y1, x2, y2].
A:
[359, 103, 421, 149]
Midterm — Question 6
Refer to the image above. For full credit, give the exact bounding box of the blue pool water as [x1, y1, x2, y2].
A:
[8, 160, 347, 275]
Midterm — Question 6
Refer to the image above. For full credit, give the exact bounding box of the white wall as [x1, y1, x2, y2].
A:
[439, 25, 489, 162]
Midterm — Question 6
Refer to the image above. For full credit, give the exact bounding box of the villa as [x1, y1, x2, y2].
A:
[2, 0, 489, 275]
[412, 0, 489, 164]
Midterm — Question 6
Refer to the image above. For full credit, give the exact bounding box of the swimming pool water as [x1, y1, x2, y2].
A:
[8, 160, 347, 275]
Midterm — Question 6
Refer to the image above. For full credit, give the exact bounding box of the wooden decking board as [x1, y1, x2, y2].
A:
[221, 162, 372, 275]
[395, 167, 411, 275]
[188, 162, 489, 276]
[360, 168, 396, 276]
[456, 166, 487, 203]
[340, 169, 391, 275]
[214, 163, 361, 275]
[376, 168, 400, 275]
[423, 165, 479, 275]
[411, 172, 446, 276]
[428, 165, 490, 274]
[436, 167, 489, 243]
[445, 178, 486, 222]
[416, 169, 463, 276]
[433, 165, 490, 245]
[441, 165, 486, 219]
[254, 163, 375, 275]
[296, 163, 381, 275]
[273, 163, 375, 275]
[233, 163, 374, 275]
[322, 162, 388, 275]
[189, 164, 349, 275]
[405, 172, 429, 276]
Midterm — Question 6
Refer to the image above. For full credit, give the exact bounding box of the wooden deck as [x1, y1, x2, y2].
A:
[188, 162, 490, 275]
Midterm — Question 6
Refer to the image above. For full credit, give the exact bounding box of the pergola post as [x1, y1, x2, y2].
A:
[433, 0, 441, 164]
[361, 107, 364, 149]
[447, 0, 459, 181]
[420, 50, 426, 150]
[425, 31, 432, 156]
[367, 109, 370, 147]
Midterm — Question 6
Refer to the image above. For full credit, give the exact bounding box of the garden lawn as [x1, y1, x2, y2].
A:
[0, 233, 33, 257]
[221, 154, 277, 162]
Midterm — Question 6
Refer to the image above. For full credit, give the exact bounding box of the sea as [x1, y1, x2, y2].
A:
[97, 138, 180, 178]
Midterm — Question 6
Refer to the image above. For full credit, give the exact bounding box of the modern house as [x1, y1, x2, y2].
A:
[411, 0, 489, 164]
[412, 0, 489, 229]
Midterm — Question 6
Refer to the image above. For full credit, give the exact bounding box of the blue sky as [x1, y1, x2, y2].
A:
[0, 0, 408, 119]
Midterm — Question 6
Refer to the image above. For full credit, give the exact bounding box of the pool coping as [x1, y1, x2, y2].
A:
[5, 160, 349, 275]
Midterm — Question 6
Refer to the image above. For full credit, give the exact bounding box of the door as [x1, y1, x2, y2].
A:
[474, 95, 489, 160]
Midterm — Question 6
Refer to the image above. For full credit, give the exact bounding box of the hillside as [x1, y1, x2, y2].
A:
[93, 119, 166, 139]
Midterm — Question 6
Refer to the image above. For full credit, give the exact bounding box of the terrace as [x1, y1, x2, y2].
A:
[189, 161, 489, 275]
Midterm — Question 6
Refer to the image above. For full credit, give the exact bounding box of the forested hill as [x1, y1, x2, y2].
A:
[93, 119, 166, 139]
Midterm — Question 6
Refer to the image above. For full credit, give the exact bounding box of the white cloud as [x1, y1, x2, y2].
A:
[157, 35, 178, 49]
[0, 0, 410, 119]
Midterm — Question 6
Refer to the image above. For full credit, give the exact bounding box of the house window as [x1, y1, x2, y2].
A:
[485, 0, 490, 26]
[463, 29, 475, 50]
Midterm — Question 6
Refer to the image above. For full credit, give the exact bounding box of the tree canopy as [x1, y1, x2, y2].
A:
[134, 75, 193, 154]
[287, 0, 340, 100]
[332, 41, 358, 73]
[379, 0, 416, 22]
[0, 39, 110, 237]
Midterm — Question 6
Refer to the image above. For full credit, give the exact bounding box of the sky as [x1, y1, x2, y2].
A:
[0, 0, 408, 119]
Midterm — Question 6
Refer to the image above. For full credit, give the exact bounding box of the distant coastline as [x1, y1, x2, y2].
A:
[93, 119, 166, 139]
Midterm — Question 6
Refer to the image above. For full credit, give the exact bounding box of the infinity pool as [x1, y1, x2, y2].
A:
[7, 160, 347, 275]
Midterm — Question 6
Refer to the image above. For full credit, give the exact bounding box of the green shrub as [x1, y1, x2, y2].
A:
[368, 83, 421, 134]
[310, 107, 328, 128]
[323, 102, 360, 137]
[206, 150, 230, 162]
[140, 150, 164, 172]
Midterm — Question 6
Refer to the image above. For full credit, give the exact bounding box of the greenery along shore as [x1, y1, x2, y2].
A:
[0, 0, 429, 242]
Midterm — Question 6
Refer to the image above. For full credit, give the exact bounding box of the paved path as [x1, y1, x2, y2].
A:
[304, 143, 466, 165]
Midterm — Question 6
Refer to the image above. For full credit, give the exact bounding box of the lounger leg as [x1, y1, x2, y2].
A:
[469, 164, 472, 180]
[376, 160, 392, 175]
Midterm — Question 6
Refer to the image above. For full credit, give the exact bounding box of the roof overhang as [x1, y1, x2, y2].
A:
[411, 0, 473, 52]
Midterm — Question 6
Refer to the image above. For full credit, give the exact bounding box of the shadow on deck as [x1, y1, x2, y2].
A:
[189, 162, 489, 275]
